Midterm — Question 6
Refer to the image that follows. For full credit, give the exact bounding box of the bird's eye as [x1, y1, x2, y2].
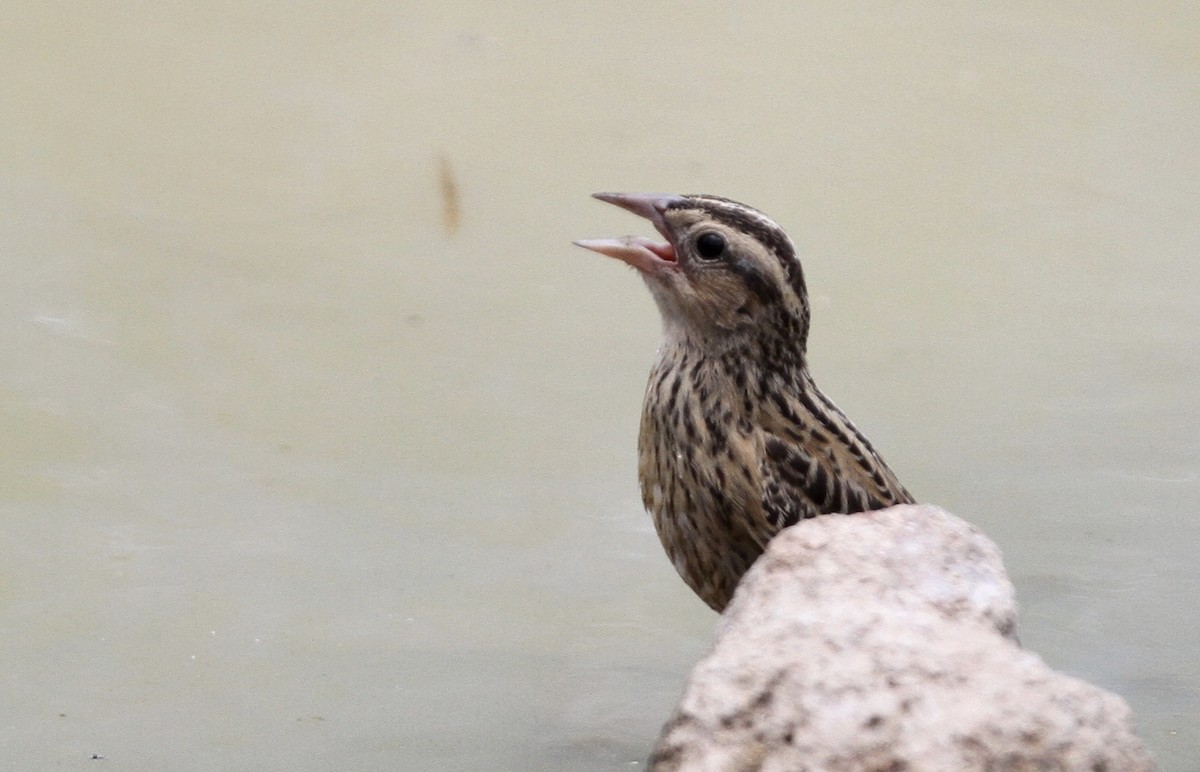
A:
[694, 231, 726, 261]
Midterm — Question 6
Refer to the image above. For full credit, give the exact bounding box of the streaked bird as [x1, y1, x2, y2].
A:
[575, 192, 914, 611]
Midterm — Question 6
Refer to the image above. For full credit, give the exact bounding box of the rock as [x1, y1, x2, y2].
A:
[650, 504, 1153, 771]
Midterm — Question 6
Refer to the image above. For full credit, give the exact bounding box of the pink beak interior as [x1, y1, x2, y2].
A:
[574, 192, 686, 274]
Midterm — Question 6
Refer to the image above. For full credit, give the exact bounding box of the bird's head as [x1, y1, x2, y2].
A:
[576, 193, 811, 353]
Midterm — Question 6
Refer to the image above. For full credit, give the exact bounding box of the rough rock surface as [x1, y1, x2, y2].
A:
[650, 504, 1152, 771]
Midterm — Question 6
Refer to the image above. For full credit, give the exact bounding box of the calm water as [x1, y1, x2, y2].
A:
[1, 4, 1197, 770]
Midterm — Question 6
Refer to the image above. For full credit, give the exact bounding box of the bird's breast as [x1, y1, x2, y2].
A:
[636, 351, 767, 609]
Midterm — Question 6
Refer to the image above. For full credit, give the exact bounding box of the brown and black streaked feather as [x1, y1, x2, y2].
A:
[577, 192, 913, 611]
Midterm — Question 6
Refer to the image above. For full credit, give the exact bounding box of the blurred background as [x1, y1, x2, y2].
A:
[1, 3, 1197, 770]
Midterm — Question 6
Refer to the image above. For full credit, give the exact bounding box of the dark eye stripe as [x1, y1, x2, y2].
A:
[671, 197, 808, 304]
[727, 260, 782, 304]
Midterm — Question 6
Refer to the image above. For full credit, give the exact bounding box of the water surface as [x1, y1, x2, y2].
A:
[1, 4, 1197, 769]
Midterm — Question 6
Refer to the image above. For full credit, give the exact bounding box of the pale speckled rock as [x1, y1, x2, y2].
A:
[651, 504, 1153, 772]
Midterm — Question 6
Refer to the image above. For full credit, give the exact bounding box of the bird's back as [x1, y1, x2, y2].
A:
[639, 342, 912, 611]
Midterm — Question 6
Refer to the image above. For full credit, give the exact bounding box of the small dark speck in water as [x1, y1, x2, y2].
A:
[438, 154, 461, 235]
[405, 313, 425, 328]
[90, 754, 105, 760]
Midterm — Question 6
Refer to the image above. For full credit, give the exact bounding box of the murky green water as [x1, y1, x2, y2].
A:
[2, 4, 1197, 769]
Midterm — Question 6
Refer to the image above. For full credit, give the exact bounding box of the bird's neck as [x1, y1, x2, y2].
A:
[648, 328, 813, 429]
[659, 322, 807, 382]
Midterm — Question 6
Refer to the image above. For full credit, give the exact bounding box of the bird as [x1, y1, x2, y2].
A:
[575, 192, 914, 611]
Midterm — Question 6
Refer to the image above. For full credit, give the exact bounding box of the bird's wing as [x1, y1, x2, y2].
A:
[754, 385, 913, 531]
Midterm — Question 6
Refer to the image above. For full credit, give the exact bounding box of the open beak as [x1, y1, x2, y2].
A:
[574, 192, 686, 274]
